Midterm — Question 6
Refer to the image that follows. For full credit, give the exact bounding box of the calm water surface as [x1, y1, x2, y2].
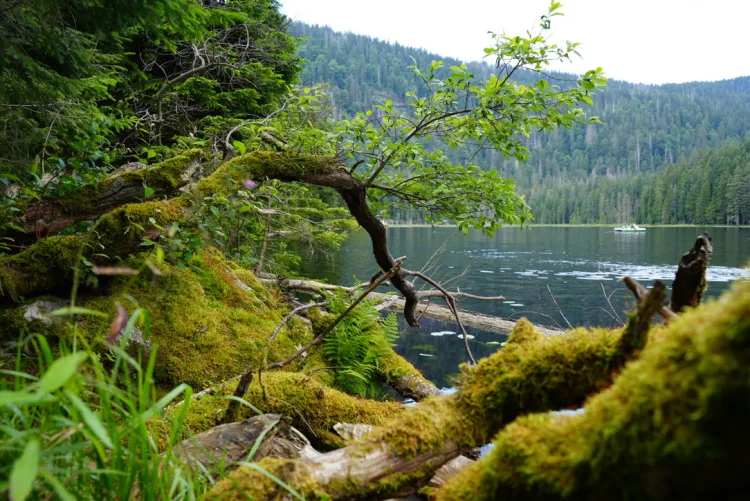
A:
[301, 226, 750, 387]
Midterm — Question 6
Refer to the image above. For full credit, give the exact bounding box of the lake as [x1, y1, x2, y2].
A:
[300, 226, 750, 387]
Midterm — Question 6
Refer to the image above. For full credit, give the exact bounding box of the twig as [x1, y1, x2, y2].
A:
[600, 283, 624, 325]
[267, 258, 406, 370]
[621, 276, 677, 321]
[407, 270, 477, 365]
[546, 285, 573, 330]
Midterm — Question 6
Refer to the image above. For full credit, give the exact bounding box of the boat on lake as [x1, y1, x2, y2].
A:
[614, 223, 646, 232]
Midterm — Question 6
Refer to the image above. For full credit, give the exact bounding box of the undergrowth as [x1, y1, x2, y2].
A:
[0, 309, 302, 501]
[323, 294, 399, 398]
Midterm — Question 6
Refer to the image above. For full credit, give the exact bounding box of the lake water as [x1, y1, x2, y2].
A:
[300, 226, 750, 387]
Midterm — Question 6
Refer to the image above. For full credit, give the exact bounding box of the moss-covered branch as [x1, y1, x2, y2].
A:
[204, 318, 641, 499]
[378, 349, 441, 401]
[7, 149, 203, 238]
[0, 198, 187, 301]
[437, 278, 750, 500]
[151, 371, 404, 450]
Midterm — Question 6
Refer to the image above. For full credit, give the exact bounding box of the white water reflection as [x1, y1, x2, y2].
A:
[543, 260, 750, 283]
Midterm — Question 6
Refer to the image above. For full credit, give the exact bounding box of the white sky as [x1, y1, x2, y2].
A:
[279, 0, 750, 84]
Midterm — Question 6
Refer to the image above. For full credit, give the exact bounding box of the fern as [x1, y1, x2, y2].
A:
[322, 293, 399, 397]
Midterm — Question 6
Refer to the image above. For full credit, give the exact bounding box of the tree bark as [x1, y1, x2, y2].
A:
[671, 232, 712, 312]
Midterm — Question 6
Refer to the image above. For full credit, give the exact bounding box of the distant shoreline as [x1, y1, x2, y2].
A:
[381, 223, 750, 229]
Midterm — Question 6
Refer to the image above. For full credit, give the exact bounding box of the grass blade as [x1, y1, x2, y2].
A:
[65, 390, 114, 449]
[37, 352, 87, 394]
[10, 438, 40, 501]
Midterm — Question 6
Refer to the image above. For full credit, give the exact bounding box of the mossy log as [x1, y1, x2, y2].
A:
[151, 371, 404, 450]
[5, 149, 203, 239]
[378, 349, 441, 400]
[171, 414, 318, 476]
[437, 278, 750, 500]
[1, 248, 310, 391]
[205, 318, 642, 500]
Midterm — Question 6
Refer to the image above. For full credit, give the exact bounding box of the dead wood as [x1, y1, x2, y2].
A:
[671, 231, 713, 312]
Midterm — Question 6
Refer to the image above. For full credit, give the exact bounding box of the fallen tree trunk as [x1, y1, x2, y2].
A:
[205, 315, 646, 500]
[2, 152, 423, 328]
[437, 278, 750, 500]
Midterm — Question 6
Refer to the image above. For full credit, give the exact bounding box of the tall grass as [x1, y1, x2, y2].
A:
[1, 308, 235, 500]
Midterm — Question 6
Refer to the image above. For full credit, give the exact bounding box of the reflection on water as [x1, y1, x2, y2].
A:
[393, 315, 508, 388]
[301, 226, 750, 386]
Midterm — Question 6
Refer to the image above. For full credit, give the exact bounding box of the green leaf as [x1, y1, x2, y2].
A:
[47, 307, 108, 319]
[65, 391, 113, 449]
[38, 471, 75, 501]
[10, 439, 40, 501]
[147, 150, 157, 159]
[0, 391, 45, 407]
[144, 186, 155, 198]
[37, 352, 88, 394]
[232, 140, 247, 155]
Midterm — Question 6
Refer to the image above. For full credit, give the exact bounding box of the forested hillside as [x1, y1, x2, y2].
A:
[292, 22, 750, 224]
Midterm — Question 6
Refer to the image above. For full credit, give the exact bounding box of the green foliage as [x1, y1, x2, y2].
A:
[527, 138, 750, 224]
[322, 295, 399, 397]
[0, 330, 210, 500]
[192, 179, 354, 273]
[266, 5, 606, 234]
[292, 20, 750, 225]
[1, 0, 299, 199]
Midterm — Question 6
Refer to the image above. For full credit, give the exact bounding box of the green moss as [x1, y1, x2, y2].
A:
[378, 349, 422, 379]
[506, 317, 543, 345]
[92, 199, 187, 253]
[0, 235, 80, 301]
[437, 279, 750, 500]
[151, 371, 403, 450]
[55, 149, 203, 214]
[0, 297, 68, 340]
[60, 249, 302, 391]
[194, 152, 341, 198]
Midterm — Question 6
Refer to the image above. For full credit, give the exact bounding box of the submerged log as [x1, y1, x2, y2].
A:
[260, 276, 562, 337]
[437, 278, 750, 500]
[205, 317, 643, 500]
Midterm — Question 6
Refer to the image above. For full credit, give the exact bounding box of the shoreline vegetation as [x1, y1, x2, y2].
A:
[380, 223, 750, 228]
